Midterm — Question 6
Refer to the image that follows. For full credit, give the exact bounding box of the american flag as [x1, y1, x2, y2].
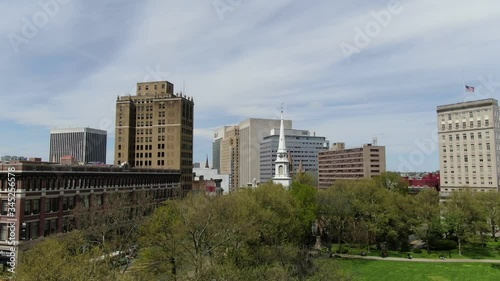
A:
[465, 85, 475, 92]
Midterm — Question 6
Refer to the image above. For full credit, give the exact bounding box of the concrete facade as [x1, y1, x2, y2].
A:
[238, 119, 292, 187]
[114, 81, 194, 193]
[437, 98, 500, 196]
[219, 126, 240, 191]
[318, 142, 386, 188]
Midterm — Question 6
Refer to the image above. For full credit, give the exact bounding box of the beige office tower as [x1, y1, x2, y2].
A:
[437, 99, 500, 196]
[238, 118, 292, 187]
[114, 81, 194, 193]
[219, 126, 240, 191]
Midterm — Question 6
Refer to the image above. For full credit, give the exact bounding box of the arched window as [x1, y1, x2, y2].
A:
[278, 165, 284, 175]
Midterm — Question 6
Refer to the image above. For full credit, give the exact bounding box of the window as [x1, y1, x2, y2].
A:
[0, 224, 7, 241]
[485, 119, 490, 126]
[469, 112, 473, 118]
[33, 199, 40, 214]
[463, 133, 467, 140]
[477, 120, 481, 127]
[44, 220, 50, 236]
[24, 200, 31, 215]
[32, 221, 39, 239]
[1, 200, 8, 216]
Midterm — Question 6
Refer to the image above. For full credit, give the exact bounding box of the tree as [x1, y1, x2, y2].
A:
[15, 232, 122, 281]
[375, 172, 409, 194]
[477, 191, 500, 241]
[443, 190, 483, 255]
[414, 189, 441, 251]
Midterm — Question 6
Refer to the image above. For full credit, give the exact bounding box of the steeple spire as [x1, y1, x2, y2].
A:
[272, 105, 291, 189]
[205, 155, 209, 169]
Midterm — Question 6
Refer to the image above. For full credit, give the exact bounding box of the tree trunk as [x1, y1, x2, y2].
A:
[426, 227, 430, 252]
[458, 236, 462, 256]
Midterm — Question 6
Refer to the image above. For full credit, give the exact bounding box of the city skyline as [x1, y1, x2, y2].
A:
[2, 1, 500, 171]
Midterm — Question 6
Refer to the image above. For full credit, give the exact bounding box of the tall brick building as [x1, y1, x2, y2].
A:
[114, 81, 194, 193]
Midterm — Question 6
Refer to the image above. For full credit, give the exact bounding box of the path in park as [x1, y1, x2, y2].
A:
[337, 254, 500, 263]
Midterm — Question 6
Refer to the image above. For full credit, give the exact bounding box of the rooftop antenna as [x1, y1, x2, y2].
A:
[183, 80, 185, 95]
[373, 137, 378, 145]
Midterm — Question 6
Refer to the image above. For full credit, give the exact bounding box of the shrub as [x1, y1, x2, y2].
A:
[413, 248, 422, 254]
[430, 240, 457, 251]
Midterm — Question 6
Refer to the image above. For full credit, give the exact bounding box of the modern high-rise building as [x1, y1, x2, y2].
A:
[318, 142, 386, 188]
[437, 98, 500, 196]
[239, 118, 292, 187]
[220, 125, 240, 191]
[212, 126, 229, 173]
[260, 129, 329, 183]
[114, 80, 194, 193]
[49, 128, 107, 164]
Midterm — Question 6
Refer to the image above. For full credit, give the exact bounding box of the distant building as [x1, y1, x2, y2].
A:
[193, 175, 223, 196]
[193, 162, 201, 168]
[219, 126, 240, 191]
[28, 158, 42, 162]
[114, 81, 194, 193]
[215, 118, 292, 190]
[213, 126, 229, 173]
[318, 142, 386, 188]
[404, 173, 440, 194]
[260, 129, 329, 183]
[49, 127, 107, 164]
[60, 155, 77, 166]
[193, 167, 230, 194]
[239, 118, 292, 187]
[1, 156, 27, 162]
[437, 98, 500, 195]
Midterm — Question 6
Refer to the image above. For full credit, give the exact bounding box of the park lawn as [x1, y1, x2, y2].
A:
[310, 258, 500, 281]
[331, 242, 500, 260]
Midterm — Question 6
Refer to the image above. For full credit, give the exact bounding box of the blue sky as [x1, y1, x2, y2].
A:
[1, 0, 500, 172]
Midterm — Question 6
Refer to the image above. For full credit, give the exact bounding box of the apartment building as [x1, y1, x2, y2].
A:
[437, 98, 500, 196]
[318, 142, 386, 188]
[114, 81, 194, 193]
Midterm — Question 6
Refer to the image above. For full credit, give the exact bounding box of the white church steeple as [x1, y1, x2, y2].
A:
[272, 107, 292, 189]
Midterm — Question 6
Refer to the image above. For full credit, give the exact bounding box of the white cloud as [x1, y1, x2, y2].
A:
[1, 0, 500, 170]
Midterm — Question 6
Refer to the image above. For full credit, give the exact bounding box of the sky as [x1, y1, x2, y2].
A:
[1, 0, 500, 172]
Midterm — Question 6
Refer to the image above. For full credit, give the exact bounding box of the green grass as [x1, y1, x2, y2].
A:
[331, 242, 500, 260]
[310, 258, 500, 281]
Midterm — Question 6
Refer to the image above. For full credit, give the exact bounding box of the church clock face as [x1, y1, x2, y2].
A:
[278, 153, 287, 158]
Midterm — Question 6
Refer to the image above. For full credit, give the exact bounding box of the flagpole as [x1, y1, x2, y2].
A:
[462, 69, 466, 102]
